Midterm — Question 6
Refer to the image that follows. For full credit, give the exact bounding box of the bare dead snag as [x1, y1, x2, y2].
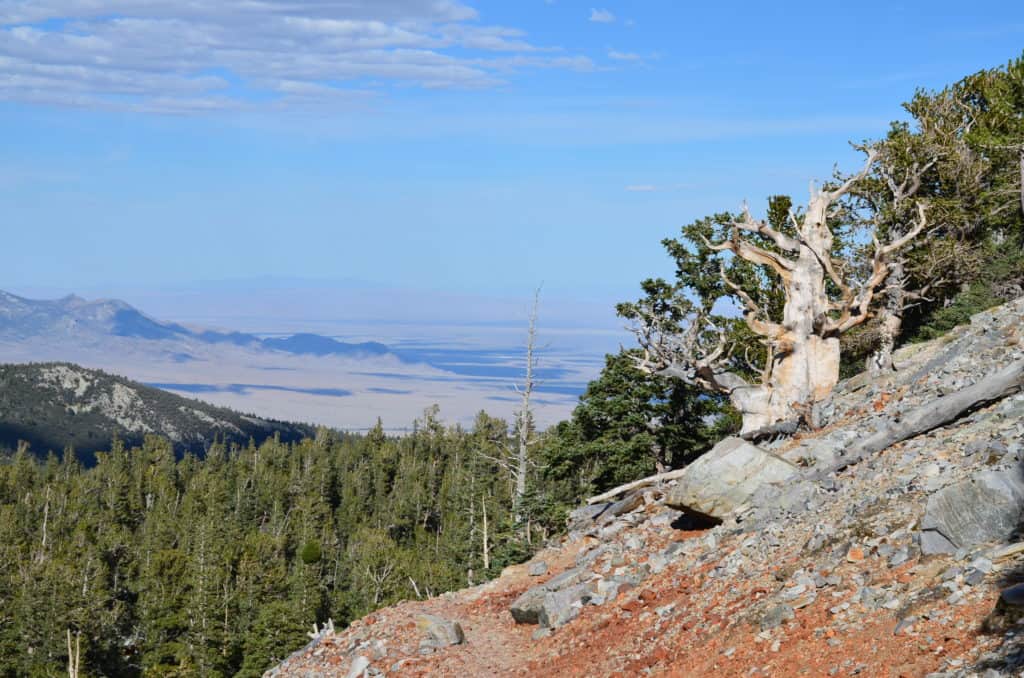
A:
[513, 288, 540, 524]
[66, 630, 80, 678]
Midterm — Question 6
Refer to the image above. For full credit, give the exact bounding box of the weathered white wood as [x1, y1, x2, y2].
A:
[634, 150, 929, 433]
[66, 629, 80, 678]
[586, 467, 688, 505]
[513, 288, 540, 524]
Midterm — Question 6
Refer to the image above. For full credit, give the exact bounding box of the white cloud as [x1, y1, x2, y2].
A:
[589, 8, 615, 23]
[0, 0, 587, 113]
[608, 50, 641, 61]
[625, 184, 657, 192]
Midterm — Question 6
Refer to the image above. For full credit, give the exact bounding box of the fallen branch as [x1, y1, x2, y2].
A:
[818, 358, 1024, 477]
[740, 418, 800, 442]
[586, 468, 688, 505]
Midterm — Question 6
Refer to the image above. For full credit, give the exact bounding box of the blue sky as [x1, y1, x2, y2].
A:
[1, 0, 1023, 320]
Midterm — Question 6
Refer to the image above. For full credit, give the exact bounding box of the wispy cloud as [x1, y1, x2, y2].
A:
[0, 0, 589, 113]
[608, 50, 641, 61]
[625, 184, 657, 192]
[589, 8, 615, 23]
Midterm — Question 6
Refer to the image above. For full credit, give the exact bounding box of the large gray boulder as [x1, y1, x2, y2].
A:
[665, 437, 799, 520]
[510, 566, 594, 625]
[538, 583, 597, 628]
[510, 586, 548, 625]
[920, 468, 1024, 554]
[415, 613, 465, 647]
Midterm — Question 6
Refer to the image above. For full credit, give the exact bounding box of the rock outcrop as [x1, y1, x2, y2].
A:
[664, 436, 799, 520]
[920, 469, 1024, 554]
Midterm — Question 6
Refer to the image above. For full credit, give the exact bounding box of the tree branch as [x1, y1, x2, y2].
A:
[702, 230, 795, 282]
[820, 148, 879, 202]
[719, 263, 786, 339]
[826, 202, 928, 334]
[733, 203, 801, 252]
[629, 308, 751, 396]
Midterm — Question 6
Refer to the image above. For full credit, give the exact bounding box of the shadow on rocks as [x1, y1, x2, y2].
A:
[970, 457, 1024, 675]
[670, 512, 721, 531]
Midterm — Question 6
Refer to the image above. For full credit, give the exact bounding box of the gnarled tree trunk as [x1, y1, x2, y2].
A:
[866, 259, 905, 374]
[703, 168, 898, 433]
[633, 150, 928, 433]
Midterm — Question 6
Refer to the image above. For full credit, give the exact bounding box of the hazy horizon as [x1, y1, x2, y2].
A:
[0, 283, 619, 431]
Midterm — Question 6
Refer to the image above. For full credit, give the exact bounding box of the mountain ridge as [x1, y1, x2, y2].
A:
[0, 361, 315, 462]
[0, 289, 392, 358]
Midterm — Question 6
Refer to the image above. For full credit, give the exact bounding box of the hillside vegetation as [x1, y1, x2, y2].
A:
[0, 362, 313, 462]
[0, 408, 600, 676]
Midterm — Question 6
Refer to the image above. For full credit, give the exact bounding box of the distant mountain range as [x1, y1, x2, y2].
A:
[0, 362, 315, 462]
[0, 289, 391, 358]
[0, 289, 586, 432]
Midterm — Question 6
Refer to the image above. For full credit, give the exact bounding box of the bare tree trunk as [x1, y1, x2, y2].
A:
[719, 189, 850, 432]
[37, 486, 51, 564]
[41, 486, 50, 550]
[586, 467, 689, 504]
[513, 288, 540, 523]
[481, 495, 490, 571]
[66, 630, 80, 678]
[818, 358, 1024, 476]
[867, 258, 905, 374]
[1019, 146, 1023, 219]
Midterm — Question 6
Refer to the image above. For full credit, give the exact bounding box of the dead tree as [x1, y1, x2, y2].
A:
[819, 358, 1024, 476]
[472, 289, 541, 532]
[512, 288, 540, 524]
[66, 630, 80, 678]
[365, 561, 395, 606]
[863, 151, 938, 373]
[481, 495, 490, 571]
[632, 151, 925, 433]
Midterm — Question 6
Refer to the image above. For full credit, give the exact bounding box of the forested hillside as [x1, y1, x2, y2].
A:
[0, 363, 313, 462]
[0, 407, 635, 676]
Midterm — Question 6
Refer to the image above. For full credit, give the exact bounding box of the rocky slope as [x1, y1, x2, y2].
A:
[0, 362, 313, 460]
[269, 297, 1024, 677]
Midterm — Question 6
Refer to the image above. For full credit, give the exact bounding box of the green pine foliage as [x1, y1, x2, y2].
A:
[538, 349, 733, 518]
[0, 408, 551, 677]
[849, 53, 1024, 355]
